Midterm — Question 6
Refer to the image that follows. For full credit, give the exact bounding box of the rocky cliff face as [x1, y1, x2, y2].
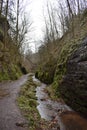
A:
[35, 10, 87, 116]
[0, 16, 23, 81]
[59, 37, 87, 117]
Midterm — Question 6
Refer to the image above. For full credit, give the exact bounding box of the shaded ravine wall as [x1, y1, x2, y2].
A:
[59, 37, 87, 117]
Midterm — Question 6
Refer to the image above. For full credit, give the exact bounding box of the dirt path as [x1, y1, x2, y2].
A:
[0, 74, 29, 130]
[0, 74, 87, 130]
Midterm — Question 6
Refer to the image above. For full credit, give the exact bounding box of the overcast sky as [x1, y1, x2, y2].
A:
[25, 0, 47, 52]
[25, 0, 58, 52]
[23, 0, 87, 53]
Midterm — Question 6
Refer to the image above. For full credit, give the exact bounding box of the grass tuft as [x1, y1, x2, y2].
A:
[17, 76, 51, 130]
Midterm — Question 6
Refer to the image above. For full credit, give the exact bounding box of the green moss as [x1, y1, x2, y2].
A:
[0, 27, 4, 36]
[52, 34, 85, 99]
[17, 76, 51, 130]
[17, 78, 40, 129]
[0, 63, 22, 82]
[0, 73, 9, 81]
[35, 57, 57, 84]
[0, 67, 10, 81]
[10, 64, 22, 80]
[35, 11, 87, 116]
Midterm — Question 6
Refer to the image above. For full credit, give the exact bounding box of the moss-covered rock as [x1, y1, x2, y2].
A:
[35, 56, 57, 84]
[52, 12, 87, 101]
[0, 15, 25, 82]
[59, 37, 87, 117]
[0, 63, 22, 81]
[35, 9, 87, 117]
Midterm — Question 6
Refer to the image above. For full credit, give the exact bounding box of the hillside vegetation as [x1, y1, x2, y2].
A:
[35, 4, 87, 117]
[0, 0, 31, 81]
[0, 16, 21, 81]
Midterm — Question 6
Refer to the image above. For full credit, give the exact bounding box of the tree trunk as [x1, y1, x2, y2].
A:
[16, 0, 19, 44]
[6, 0, 9, 18]
[0, 0, 3, 15]
[66, 0, 73, 19]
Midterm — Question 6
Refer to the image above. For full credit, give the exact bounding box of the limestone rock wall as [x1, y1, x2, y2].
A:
[59, 37, 87, 116]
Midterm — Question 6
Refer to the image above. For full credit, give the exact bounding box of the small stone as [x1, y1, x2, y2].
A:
[40, 98, 47, 101]
[57, 109, 61, 112]
[16, 121, 28, 127]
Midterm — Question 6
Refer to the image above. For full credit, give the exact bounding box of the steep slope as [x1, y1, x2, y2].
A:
[35, 10, 87, 116]
[0, 16, 24, 81]
[59, 37, 87, 116]
[53, 11, 87, 116]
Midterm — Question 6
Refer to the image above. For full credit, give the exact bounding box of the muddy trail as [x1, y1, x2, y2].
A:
[33, 76, 87, 130]
[0, 74, 29, 130]
[0, 74, 87, 130]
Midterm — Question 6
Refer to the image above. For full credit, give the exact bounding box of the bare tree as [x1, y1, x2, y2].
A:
[0, 0, 3, 15]
[39, 2, 60, 62]
[16, 0, 19, 44]
[5, 0, 9, 18]
[66, 0, 73, 19]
